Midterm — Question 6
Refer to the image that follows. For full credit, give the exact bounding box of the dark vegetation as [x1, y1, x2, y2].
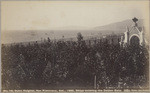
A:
[2, 33, 149, 90]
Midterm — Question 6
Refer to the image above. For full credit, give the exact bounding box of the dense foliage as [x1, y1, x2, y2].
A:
[2, 37, 149, 90]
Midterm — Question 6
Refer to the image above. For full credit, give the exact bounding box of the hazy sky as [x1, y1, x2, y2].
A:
[1, 1, 149, 31]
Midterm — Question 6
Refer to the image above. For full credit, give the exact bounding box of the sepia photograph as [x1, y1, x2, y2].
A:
[1, 0, 150, 92]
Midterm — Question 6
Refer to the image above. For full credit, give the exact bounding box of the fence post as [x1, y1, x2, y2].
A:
[94, 75, 96, 89]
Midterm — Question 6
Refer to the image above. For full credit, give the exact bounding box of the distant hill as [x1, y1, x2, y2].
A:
[94, 19, 144, 33]
[1, 19, 145, 44]
[51, 26, 92, 30]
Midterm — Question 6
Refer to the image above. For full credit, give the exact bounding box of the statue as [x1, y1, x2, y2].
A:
[132, 17, 138, 26]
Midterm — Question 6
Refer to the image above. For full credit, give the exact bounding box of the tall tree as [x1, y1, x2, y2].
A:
[77, 32, 83, 42]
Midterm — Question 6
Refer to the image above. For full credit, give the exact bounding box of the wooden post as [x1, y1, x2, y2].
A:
[94, 75, 96, 89]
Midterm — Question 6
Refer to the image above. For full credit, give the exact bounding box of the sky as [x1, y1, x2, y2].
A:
[1, 1, 149, 32]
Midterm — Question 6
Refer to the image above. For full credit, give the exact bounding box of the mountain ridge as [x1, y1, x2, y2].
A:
[94, 19, 144, 32]
[2, 19, 144, 44]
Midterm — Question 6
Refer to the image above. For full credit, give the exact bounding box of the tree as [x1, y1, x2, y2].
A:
[77, 32, 83, 42]
[47, 37, 51, 42]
